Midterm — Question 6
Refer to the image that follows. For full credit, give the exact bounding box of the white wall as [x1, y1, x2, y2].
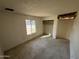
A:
[70, 12, 79, 59]
[0, 38, 4, 59]
[0, 17, 4, 59]
[57, 19, 74, 39]
[43, 15, 58, 39]
[0, 12, 43, 51]
[44, 24, 53, 35]
[53, 18, 58, 39]
[0, 43, 4, 59]
[0, 47, 4, 59]
[43, 20, 54, 35]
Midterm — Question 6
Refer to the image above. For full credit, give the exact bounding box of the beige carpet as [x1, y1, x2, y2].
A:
[5, 37, 70, 59]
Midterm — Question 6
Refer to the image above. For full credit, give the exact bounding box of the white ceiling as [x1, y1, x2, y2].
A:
[0, 0, 79, 17]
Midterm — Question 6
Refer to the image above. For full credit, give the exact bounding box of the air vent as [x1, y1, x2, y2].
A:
[5, 8, 14, 12]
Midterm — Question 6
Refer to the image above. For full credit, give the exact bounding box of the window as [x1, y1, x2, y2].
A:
[25, 20, 36, 35]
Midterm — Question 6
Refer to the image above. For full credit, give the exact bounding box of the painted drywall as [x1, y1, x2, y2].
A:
[0, 12, 43, 51]
[70, 12, 79, 59]
[43, 20, 54, 35]
[56, 19, 74, 39]
[0, 18, 4, 59]
[0, 46, 4, 59]
[52, 17, 58, 39]
[0, 42, 4, 59]
[0, 32, 4, 59]
[43, 15, 58, 39]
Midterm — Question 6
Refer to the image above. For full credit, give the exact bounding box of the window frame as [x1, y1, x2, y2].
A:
[25, 20, 36, 35]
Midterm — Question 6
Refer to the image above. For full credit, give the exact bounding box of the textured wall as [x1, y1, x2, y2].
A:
[0, 12, 43, 51]
[57, 19, 74, 39]
[0, 45, 4, 59]
[0, 16, 4, 59]
[70, 12, 79, 59]
[43, 20, 54, 35]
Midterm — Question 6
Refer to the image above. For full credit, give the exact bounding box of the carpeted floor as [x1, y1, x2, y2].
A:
[5, 36, 70, 59]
